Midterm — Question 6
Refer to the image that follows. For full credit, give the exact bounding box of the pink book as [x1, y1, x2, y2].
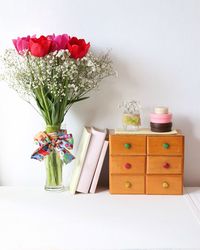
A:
[89, 140, 108, 193]
[76, 127, 107, 193]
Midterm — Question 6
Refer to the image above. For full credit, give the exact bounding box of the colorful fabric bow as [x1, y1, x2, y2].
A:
[31, 130, 75, 164]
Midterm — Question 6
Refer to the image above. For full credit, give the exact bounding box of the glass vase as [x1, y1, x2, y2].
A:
[45, 125, 64, 191]
[122, 112, 141, 130]
[45, 150, 64, 191]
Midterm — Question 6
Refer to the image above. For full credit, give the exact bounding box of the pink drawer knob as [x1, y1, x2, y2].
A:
[124, 163, 132, 169]
[163, 162, 170, 169]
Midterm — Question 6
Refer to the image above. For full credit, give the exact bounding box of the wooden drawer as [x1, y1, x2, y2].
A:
[110, 156, 145, 174]
[147, 136, 184, 156]
[146, 175, 183, 195]
[110, 175, 145, 194]
[147, 156, 183, 174]
[110, 135, 146, 156]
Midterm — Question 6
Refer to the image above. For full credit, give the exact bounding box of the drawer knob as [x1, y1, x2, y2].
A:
[163, 143, 170, 149]
[124, 163, 132, 169]
[163, 162, 170, 169]
[162, 181, 169, 189]
[125, 181, 132, 188]
[124, 143, 131, 149]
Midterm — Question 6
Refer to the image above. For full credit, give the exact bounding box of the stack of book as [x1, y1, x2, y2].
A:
[69, 127, 108, 194]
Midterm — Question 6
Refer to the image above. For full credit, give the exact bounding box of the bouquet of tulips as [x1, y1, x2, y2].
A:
[1, 34, 114, 190]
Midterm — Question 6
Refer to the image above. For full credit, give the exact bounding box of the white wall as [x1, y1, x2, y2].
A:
[0, 0, 199, 187]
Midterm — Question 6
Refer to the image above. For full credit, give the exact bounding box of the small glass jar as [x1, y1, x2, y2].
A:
[122, 112, 141, 130]
[119, 100, 141, 130]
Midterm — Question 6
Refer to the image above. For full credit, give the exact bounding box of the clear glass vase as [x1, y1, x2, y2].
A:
[45, 125, 64, 191]
[122, 112, 141, 130]
[45, 150, 64, 191]
[119, 100, 141, 131]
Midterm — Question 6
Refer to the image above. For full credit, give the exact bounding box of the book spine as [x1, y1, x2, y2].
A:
[69, 129, 91, 194]
[89, 141, 108, 193]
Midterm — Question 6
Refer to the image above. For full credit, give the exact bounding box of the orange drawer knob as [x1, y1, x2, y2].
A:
[163, 143, 169, 149]
[162, 181, 169, 189]
[163, 162, 170, 169]
[124, 143, 131, 149]
[124, 163, 132, 169]
[125, 181, 132, 188]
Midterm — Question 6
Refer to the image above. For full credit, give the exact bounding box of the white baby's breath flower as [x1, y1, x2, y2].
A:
[0, 48, 114, 121]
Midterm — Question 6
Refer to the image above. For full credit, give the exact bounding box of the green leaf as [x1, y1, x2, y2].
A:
[52, 102, 60, 125]
[35, 97, 49, 123]
[68, 96, 89, 105]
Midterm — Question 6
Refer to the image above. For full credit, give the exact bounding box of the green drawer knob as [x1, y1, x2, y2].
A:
[163, 143, 169, 149]
[124, 143, 131, 149]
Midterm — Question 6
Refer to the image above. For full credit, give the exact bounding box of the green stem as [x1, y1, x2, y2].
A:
[46, 124, 61, 133]
[40, 87, 52, 124]
[45, 150, 63, 187]
[45, 125, 63, 189]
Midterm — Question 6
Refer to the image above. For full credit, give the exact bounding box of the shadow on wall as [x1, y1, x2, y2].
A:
[175, 115, 200, 187]
[98, 145, 109, 189]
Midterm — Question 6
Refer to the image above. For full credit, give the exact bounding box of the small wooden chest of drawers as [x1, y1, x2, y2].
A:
[109, 132, 184, 195]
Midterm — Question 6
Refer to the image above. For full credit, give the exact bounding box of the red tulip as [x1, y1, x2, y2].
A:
[12, 36, 30, 54]
[29, 36, 52, 57]
[49, 34, 69, 52]
[67, 37, 90, 59]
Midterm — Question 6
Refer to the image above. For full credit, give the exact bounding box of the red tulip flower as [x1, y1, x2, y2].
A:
[67, 37, 90, 59]
[12, 36, 31, 54]
[29, 36, 52, 57]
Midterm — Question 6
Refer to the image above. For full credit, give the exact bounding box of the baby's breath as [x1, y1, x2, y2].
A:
[0, 49, 114, 125]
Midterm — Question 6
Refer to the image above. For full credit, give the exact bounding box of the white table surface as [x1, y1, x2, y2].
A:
[0, 187, 200, 250]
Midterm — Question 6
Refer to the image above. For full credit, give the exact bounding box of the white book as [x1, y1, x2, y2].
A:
[89, 140, 108, 194]
[69, 127, 91, 194]
[76, 127, 107, 194]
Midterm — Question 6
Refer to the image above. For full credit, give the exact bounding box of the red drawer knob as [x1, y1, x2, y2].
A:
[163, 162, 170, 169]
[124, 163, 132, 169]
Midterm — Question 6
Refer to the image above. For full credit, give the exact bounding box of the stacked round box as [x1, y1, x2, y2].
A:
[150, 107, 172, 132]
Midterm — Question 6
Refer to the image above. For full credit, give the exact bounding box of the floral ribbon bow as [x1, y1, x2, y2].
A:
[31, 130, 75, 164]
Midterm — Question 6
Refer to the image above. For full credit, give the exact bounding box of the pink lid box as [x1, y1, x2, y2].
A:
[150, 113, 172, 124]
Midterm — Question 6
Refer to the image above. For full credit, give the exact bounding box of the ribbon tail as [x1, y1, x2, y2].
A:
[58, 149, 75, 165]
[31, 144, 51, 161]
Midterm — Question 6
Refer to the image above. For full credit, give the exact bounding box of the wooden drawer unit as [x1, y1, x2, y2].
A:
[110, 135, 146, 155]
[147, 156, 183, 174]
[110, 156, 145, 174]
[110, 174, 145, 194]
[147, 136, 183, 156]
[109, 132, 184, 195]
[146, 175, 183, 195]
